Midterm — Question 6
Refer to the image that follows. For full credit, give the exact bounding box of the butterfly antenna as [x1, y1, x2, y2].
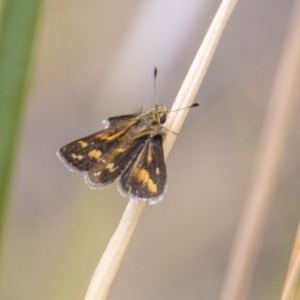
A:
[154, 67, 158, 105]
[169, 103, 199, 112]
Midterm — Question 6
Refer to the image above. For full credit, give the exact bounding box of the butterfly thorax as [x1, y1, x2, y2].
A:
[133, 105, 169, 137]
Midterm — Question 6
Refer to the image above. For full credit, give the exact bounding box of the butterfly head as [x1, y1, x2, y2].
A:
[154, 104, 169, 124]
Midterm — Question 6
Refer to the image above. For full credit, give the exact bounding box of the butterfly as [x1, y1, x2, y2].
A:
[57, 69, 198, 204]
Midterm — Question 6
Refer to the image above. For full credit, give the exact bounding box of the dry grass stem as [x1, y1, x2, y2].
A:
[84, 0, 238, 299]
[220, 0, 300, 299]
[84, 201, 146, 300]
[281, 221, 300, 300]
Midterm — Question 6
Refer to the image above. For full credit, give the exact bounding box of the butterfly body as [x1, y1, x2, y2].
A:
[57, 105, 169, 204]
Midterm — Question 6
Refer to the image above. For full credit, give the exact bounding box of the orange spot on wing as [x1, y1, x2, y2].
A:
[147, 144, 153, 164]
[71, 153, 84, 160]
[88, 149, 102, 159]
[137, 169, 157, 193]
[97, 128, 127, 141]
[78, 140, 88, 148]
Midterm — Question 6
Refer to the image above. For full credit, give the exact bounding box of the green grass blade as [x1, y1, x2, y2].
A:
[0, 0, 43, 246]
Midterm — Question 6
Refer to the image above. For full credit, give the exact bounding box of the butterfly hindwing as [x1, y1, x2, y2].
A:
[118, 135, 167, 204]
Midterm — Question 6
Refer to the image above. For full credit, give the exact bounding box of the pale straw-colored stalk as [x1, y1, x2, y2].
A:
[220, 0, 300, 299]
[84, 1, 238, 299]
[281, 221, 300, 300]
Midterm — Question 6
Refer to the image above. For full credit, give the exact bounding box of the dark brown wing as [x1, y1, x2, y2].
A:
[103, 114, 136, 128]
[57, 115, 137, 173]
[118, 135, 167, 204]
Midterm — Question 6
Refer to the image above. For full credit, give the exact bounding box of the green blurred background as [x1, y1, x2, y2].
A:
[0, 0, 299, 299]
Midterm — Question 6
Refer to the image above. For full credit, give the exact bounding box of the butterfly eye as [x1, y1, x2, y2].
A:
[159, 114, 166, 124]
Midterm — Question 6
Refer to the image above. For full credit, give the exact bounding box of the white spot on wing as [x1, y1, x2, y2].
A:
[102, 119, 110, 129]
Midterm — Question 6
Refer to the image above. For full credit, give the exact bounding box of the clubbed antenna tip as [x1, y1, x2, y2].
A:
[154, 67, 158, 105]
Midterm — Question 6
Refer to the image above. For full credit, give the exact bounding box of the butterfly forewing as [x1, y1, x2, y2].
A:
[57, 116, 137, 172]
[118, 135, 167, 204]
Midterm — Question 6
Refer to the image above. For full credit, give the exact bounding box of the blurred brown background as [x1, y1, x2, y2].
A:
[0, 0, 299, 299]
